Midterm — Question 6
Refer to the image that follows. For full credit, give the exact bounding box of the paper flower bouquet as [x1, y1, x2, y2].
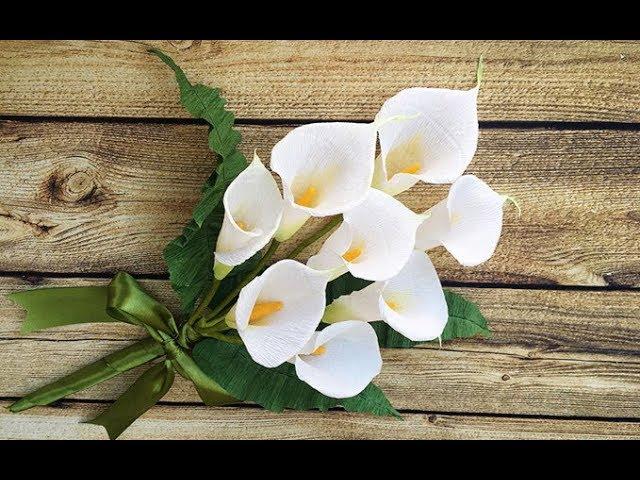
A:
[7, 50, 516, 439]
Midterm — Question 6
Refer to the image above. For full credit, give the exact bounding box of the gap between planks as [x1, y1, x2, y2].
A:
[1, 400, 638, 440]
[2, 121, 640, 287]
[4, 114, 640, 132]
[2, 40, 640, 122]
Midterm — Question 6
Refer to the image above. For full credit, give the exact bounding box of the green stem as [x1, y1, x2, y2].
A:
[206, 240, 280, 320]
[187, 277, 221, 326]
[286, 215, 341, 260]
[199, 312, 227, 327]
[8, 338, 164, 413]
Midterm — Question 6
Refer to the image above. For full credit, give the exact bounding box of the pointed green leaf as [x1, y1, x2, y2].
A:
[163, 210, 222, 313]
[150, 49, 249, 313]
[192, 338, 400, 417]
[441, 290, 492, 340]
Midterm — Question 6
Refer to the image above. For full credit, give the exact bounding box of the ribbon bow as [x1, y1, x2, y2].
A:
[8, 272, 235, 439]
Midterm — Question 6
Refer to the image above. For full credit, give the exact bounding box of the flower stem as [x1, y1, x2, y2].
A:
[286, 215, 342, 260]
[205, 240, 280, 321]
[186, 277, 221, 326]
[200, 217, 341, 330]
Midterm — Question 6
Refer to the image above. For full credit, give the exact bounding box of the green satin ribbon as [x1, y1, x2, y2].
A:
[88, 360, 176, 440]
[9, 272, 178, 337]
[8, 272, 235, 439]
[9, 337, 164, 413]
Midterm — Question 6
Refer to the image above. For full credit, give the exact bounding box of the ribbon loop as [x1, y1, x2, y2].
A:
[106, 272, 179, 337]
[9, 272, 236, 439]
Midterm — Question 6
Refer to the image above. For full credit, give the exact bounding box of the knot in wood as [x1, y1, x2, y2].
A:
[63, 171, 94, 201]
[47, 162, 98, 204]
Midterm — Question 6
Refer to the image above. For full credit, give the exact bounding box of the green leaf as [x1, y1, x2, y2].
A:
[163, 210, 222, 313]
[151, 49, 249, 313]
[324, 274, 491, 348]
[192, 338, 400, 417]
[325, 272, 372, 305]
[441, 290, 491, 340]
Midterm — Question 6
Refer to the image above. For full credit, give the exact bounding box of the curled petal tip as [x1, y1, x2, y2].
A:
[373, 111, 422, 130]
[502, 194, 522, 217]
[476, 54, 485, 87]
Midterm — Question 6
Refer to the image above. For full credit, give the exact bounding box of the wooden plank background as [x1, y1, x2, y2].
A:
[0, 40, 639, 439]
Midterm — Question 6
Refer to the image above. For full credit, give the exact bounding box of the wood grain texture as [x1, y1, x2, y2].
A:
[3, 278, 640, 364]
[1, 401, 638, 440]
[2, 120, 640, 287]
[1, 40, 639, 122]
[3, 331, 640, 417]
[3, 340, 640, 418]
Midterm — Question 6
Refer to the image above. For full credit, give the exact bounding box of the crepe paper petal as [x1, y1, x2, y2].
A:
[306, 222, 353, 280]
[271, 122, 377, 240]
[274, 202, 312, 242]
[294, 321, 382, 398]
[373, 82, 479, 196]
[214, 153, 284, 278]
[377, 250, 447, 341]
[307, 188, 422, 281]
[322, 251, 447, 342]
[416, 174, 504, 267]
[322, 282, 382, 324]
[229, 259, 328, 368]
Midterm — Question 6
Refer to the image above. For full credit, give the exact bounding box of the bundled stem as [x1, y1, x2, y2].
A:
[188, 278, 221, 326]
[10, 213, 340, 415]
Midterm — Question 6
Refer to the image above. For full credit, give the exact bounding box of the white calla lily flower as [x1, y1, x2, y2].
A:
[226, 259, 328, 368]
[415, 174, 505, 267]
[323, 250, 447, 342]
[270, 122, 377, 241]
[214, 153, 284, 279]
[294, 320, 382, 398]
[307, 188, 423, 282]
[372, 81, 479, 196]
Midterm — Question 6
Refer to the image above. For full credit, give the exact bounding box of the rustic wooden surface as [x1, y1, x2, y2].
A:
[0, 40, 639, 439]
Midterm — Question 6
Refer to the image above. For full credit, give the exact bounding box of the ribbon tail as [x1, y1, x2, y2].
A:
[8, 286, 115, 334]
[170, 347, 237, 406]
[9, 338, 164, 413]
[87, 360, 175, 440]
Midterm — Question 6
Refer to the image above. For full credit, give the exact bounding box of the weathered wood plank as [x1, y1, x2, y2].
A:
[3, 337, 639, 418]
[1, 121, 639, 287]
[2, 277, 640, 364]
[1, 40, 639, 122]
[1, 401, 638, 440]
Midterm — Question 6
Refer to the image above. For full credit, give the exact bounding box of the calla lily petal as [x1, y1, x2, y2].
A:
[308, 188, 422, 281]
[373, 86, 479, 195]
[378, 250, 447, 341]
[214, 154, 284, 278]
[294, 321, 382, 398]
[416, 174, 504, 266]
[322, 282, 382, 324]
[231, 259, 328, 368]
[305, 222, 352, 280]
[322, 251, 447, 342]
[271, 122, 377, 240]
